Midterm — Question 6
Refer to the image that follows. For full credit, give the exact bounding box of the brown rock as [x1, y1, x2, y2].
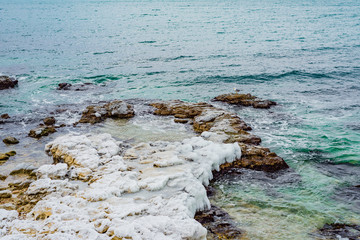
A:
[43, 117, 56, 126]
[0, 153, 9, 161]
[174, 118, 189, 124]
[0, 174, 7, 181]
[219, 144, 289, 173]
[3, 136, 19, 144]
[6, 151, 16, 156]
[1, 114, 10, 119]
[213, 93, 277, 109]
[79, 100, 135, 124]
[195, 205, 242, 239]
[28, 126, 56, 138]
[0, 76, 18, 90]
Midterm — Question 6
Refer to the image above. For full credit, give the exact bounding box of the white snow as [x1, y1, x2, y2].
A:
[2, 133, 241, 239]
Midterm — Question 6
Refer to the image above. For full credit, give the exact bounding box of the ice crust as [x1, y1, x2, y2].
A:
[2, 133, 241, 239]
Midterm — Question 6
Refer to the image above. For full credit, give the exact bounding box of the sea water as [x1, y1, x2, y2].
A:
[1, 0, 360, 239]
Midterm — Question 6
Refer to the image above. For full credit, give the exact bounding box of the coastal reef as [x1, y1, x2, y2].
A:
[150, 99, 288, 173]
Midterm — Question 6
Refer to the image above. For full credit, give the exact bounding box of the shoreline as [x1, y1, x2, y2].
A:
[0, 93, 359, 239]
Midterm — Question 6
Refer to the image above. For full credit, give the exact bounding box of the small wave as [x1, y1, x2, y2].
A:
[138, 40, 156, 44]
[93, 51, 115, 55]
[165, 55, 195, 61]
[190, 71, 332, 85]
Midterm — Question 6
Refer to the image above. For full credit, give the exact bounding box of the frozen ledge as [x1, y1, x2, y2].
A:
[1, 133, 240, 240]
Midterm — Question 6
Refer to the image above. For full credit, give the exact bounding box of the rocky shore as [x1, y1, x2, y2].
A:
[0, 93, 357, 239]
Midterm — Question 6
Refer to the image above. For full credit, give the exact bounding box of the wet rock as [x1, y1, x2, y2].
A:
[57, 82, 72, 90]
[10, 163, 37, 176]
[195, 205, 242, 240]
[219, 144, 289, 173]
[316, 223, 360, 240]
[78, 100, 135, 124]
[2, 136, 19, 145]
[0, 76, 18, 90]
[0, 190, 12, 198]
[28, 126, 56, 138]
[0, 174, 7, 181]
[213, 93, 277, 109]
[6, 151, 16, 156]
[43, 117, 56, 126]
[0, 153, 9, 161]
[1, 114, 10, 119]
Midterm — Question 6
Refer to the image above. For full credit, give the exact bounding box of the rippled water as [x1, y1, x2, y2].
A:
[1, 0, 360, 239]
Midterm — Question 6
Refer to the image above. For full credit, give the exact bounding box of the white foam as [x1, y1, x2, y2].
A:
[3, 133, 241, 239]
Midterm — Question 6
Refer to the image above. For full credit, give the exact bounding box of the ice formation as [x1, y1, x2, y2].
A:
[1, 133, 241, 239]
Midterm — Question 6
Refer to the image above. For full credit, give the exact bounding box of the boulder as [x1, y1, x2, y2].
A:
[0, 76, 18, 90]
[3, 136, 19, 145]
[213, 93, 277, 109]
[78, 100, 135, 124]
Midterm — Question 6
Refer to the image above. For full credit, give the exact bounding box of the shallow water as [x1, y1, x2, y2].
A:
[1, 0, 360, 238]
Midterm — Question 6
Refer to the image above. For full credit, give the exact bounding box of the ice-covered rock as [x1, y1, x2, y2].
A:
[2, 133, 241, 239]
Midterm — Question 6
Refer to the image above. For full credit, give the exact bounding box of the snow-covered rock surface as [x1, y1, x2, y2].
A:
[1, 133, 241, 240]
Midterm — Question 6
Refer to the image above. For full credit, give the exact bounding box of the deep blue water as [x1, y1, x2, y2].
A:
[1, 0, 360, 238]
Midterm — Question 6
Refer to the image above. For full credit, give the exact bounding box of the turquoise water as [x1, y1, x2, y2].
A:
[1, 0, 360, 238]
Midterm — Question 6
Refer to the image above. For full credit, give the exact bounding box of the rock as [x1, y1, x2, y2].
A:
[195, 205, 242, 239]
[0, 76, 18, 90]
[213, 93, 277, 109]
[2, 136, 19, 145]
[174, 118, 189, 124]
[28, 126, 56, 138]
[219, 144, 289, 173]
[0, 174, 7, 181]
[0, 190, 12, 198]
[43, 117, 56, 126]
[316, 223, 360, 240]
[78, 100, 135, 124]
[10, 163, 37, 176]
[1, 114, 10, 119]
[0, 153, 9, 161]
[6, 151, 16, 156]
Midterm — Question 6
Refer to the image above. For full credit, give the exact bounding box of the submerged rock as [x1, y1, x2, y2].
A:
[2, 136, 19, 145]
[195, 205, 242, 240]
[213, 93, 277, 109]
[0, 76, 18, 90]
[57, 82, 95, 91]
[316, 223, 360, 240]
[78, 100, 135, 124]
[28, 126, 56, 138]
